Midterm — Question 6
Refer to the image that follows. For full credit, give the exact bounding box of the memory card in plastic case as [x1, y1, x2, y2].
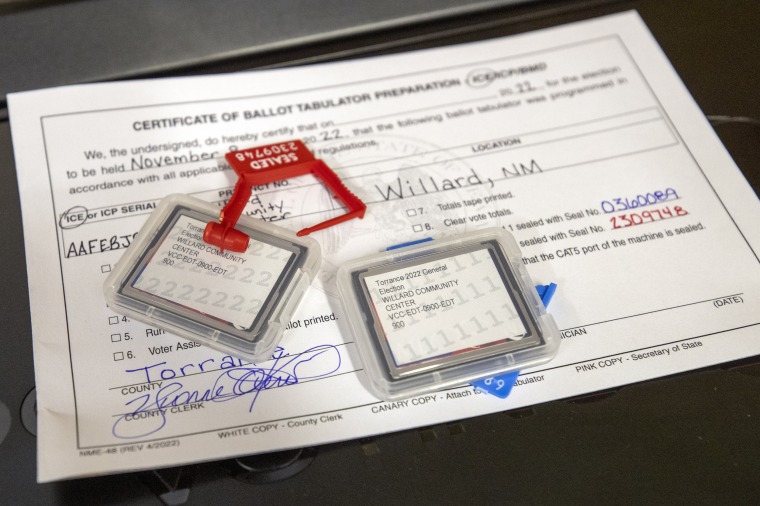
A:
[104, 194, 320, 362]
[337, 227, 560, 400]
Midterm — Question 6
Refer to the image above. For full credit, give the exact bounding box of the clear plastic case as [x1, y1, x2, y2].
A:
[104, 194, 321, 362]
[337, 228, 560, 400]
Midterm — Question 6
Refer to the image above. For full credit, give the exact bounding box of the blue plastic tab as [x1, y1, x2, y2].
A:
[472, 283, 556, 399]
[386, 237, 433, 251]
[473, 370, 519, 399]
[536, 282, 557, 307]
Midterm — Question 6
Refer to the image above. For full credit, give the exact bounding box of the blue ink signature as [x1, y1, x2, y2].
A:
[112, 344, 341, 439]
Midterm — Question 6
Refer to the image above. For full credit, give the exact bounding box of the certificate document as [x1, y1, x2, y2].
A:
[8, 11, 760, 481]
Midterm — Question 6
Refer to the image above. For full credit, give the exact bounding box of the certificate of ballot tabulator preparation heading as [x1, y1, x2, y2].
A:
[8, 12, 760, 481]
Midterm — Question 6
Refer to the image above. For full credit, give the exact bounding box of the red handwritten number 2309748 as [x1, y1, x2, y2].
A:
[610, 205, 688, 229]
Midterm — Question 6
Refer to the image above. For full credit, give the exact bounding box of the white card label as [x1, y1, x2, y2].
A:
[132, 215, 293, 328]
[364, 248, 528, 366]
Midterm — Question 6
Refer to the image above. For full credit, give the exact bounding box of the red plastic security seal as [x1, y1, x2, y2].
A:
[204, 140, 366, 252]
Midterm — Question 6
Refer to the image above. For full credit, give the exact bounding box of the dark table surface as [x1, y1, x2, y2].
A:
[1, 0, 758, 503]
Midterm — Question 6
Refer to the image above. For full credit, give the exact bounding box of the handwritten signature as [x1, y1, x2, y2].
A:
[112, 345, 341, 439]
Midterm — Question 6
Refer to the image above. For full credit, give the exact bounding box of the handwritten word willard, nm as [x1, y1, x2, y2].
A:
[375, 168, 491, 200]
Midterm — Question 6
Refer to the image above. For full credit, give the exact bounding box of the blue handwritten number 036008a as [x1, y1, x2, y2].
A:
[600, 188, 678, 214]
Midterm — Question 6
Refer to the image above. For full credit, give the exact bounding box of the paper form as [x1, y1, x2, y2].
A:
[8, 11, 760, 481]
